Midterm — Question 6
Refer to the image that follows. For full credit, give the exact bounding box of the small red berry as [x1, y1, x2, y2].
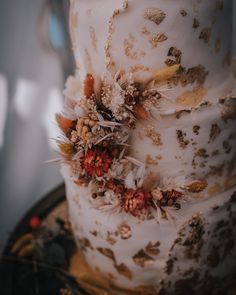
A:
[29, 216, 41, 230]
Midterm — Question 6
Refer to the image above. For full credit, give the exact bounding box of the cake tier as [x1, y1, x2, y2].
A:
[70, 0, 234, 106]
[62, 165, 236, 293]
[131, 99, 236, 200]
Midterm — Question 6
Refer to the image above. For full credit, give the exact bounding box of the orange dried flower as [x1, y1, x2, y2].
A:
[81, 147, 113, 177]
[56, 113, 74, 134]
[133, 104, 149, 119]
[122, 189, 152, 217]
[84, 73, 95, 99]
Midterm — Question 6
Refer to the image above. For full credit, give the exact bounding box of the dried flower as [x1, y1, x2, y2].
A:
[122, 189, 152, 217]
[76, 115, 97, 142]
[105, 179, 124, 194]
[29, 216, 41, 230]
[58, 142, 75, 159]
[81, 147, 113, 177]
[84, 73, 95, 99]
[133, 103, 149, 119]
[56, 113, 75, 134]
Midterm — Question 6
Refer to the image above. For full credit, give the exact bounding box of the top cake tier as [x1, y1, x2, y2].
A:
[70, 0, 234, 107]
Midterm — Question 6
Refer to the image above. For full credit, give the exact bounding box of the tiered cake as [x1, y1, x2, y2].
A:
[57, 0, 236, 294]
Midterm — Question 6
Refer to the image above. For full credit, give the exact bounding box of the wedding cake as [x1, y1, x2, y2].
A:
[57, 0, 236, 294]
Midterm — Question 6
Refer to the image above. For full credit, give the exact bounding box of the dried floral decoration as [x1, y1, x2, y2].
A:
[57, 72, 208, 220]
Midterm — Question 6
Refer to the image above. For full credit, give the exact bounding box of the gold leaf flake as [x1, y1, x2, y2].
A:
[145, 242, 160, 256]
[185, 180, 208, 193]
[144, 126, 162, 146]
[150, 33, 168, 48]
[146, 154, 158, 165]
[106, 232, 117, 245]
[180, 10, 187, 17]
[79, 238, 94, 251]
[118, 223, 132, 239]
[193, 18, 200, 29]
[97, 247, 116, 263]
[199, 28, 211, 43]
[176, 130, 189, 149]
[115, 263, 133, 279]
[222, 103, 236, 120]
[176, 86, 206, 108]
[208, 124, 221, 143]
[124, 39, 146, 60]
[132, 250, 155, 267]
[143, 8, 166, 25]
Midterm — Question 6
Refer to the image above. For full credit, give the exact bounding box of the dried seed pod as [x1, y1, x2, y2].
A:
[84, 73, 95, 99]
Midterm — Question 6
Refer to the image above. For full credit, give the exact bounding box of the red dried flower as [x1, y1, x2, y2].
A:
[106, 179, 124, 194]
[29, 216, 41, 230]
[81, 147, 113, 177]
[122, 189, 152, 217]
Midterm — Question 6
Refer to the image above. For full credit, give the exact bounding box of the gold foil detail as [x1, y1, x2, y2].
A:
[70, 251, 155, 295]
[185, 180, 208, 193]
[144, 125, 162, 146]
[106, 232, 117, 245]
[199, 28, 211, 43]
[132, 250, 155, 267]
[118, 223, 132, 239]
[222, 103, 236, 121]
[143, 8, 166, 25]
[79, 238, 94, 252]
[146, 154, 158, 165]
[208, 124, 221, 143]
[97, 247, 116, 263]
[145, 241, 161, 256]
[124, 38, 146, 60]
[150, 33, 168, 48]
[176, 130, 189, 149]
[115, 263, 132, 280]
[176, 87, 206, 108]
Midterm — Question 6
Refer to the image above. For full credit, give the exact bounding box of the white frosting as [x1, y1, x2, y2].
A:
[70, 0, 234, 104]
[58, 0, 236, 292]
[62, 164, 236, 292]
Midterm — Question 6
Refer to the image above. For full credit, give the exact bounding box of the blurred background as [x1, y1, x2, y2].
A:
[0, 0, 74, 252]
[0, 0, 236, 253]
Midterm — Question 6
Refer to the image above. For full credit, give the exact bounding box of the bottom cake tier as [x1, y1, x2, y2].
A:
[62, 165, 236, 295]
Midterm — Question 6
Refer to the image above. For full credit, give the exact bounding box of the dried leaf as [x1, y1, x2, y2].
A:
[153, 64, 180, 83]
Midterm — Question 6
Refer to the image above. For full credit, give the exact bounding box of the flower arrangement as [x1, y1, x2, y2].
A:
[56, 70, 207, 220]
